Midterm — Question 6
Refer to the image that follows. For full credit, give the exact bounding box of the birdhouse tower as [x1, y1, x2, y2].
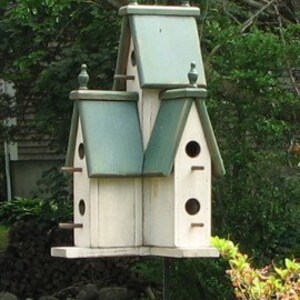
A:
[52, 2, 225, 259]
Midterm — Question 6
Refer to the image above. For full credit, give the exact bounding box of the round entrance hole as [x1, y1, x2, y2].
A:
[79, 199, 86, 216]
[185, 141, 201, 158]
[185, 198, 201, 215]
[78, 143, 85, 159]
[131, 51, 136, 66]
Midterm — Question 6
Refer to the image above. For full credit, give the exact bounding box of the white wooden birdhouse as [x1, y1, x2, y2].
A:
[51, 2, 225, 259]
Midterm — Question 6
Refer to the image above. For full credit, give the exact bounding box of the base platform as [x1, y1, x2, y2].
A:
[51, 246, 219, 258]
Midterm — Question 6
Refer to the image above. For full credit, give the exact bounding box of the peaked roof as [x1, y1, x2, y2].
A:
[66, 89, 224, 178]
[143, 98, 192, 176]
[143, 88, 225, 177]
[113, 4, 206, 90]
[66, 90, 144, 177]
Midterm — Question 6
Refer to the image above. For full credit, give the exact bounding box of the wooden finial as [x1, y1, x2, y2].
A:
[181, 0, 190, 6]
[188, 62, 198, 87]
[78, 64, 89, 90]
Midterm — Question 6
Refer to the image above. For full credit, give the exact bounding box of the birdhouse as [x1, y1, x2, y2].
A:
[51, 2, 225, 259]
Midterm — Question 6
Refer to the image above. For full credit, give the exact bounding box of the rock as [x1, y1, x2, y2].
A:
[76, 284, 100, 300]
[0, 220, 140, 299]
[0, 292, 18, 300]
[38, 297, 58, 300]
[98, 287, 137, 300]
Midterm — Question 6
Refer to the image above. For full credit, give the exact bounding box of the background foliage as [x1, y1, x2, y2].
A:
[0, 0, 299, 299]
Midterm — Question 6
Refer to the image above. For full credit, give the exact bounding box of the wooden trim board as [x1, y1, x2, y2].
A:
[51, 246, 219, 258]
[119, 5, 200, 17]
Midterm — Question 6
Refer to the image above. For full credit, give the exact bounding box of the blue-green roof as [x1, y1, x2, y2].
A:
[130, 15, 206, 88]
[66, 89, 224, 177]
[143, 99, 193, 176]
[143, 89, 225, 177]
[195, 99, 225, 177]
[114, 5, 206, 90]
[66, 91, 144, 177]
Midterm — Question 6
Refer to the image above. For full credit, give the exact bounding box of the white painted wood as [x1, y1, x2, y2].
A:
[142, 178, 151, 246]
[90, 178, 99, 248]
[143, 176, 175, 247]
[149, 247, 219, 258]
[126, 39, 161, 150]
[51, 246, 218, 258]
[97, 178, 142, 247]
[134, 178, 143, 246]
[73, 119, 91, 247]
[126, 39, 143, 246]
[174, 102, 212, 248]
[74, 121, 142, 250]
[141, 90, 160, 149]
[126, 39, 141, 92]
[126, 39, 162, 249]
[51, 246, 149, 258]
[144, 103, 213, 250]
[55, 21, 217, 258]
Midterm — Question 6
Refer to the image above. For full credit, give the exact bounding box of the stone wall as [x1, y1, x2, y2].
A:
[0, 220, 151, 299]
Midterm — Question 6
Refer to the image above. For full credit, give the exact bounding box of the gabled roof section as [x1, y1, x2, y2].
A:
[66, 103, 79, 167]
[143, 89, 225, 177]
[66, 90, 143, 177]
[195, 99, 225, 177]
[114, 4, 206, 89]
[143, 98, 193, 176]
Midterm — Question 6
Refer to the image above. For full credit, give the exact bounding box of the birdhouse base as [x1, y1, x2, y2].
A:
[51, 246, 219, 258]
[149, 246, 219, 258]
[51, 246, 149, 258]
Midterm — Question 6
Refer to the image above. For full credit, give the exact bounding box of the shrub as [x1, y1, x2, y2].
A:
[212, 236, 300, 300]
[0, 196, 72, 226]
[0, 225, 9, 250]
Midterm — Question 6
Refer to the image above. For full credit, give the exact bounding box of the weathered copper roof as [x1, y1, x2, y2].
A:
[113, 4, 206, 90]
[66, 90, 143, 177]
[143, 88, 225, 177]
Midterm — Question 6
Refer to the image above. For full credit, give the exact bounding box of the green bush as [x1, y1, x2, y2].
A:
[33, 165, 73, 222]
[0, 225, 9, 250]
[212, 236, 300, 299]
[0, 197, 72, 226]
[0, 197, 42, 225]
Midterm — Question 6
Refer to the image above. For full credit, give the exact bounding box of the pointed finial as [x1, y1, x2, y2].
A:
[78, 64, 89, 90]
[188, 62, 198, 87]
[181, 0, 190, 7]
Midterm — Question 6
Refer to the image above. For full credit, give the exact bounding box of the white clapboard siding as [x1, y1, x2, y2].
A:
[73, 119, 91, 247]
[174, 102, 211, 248]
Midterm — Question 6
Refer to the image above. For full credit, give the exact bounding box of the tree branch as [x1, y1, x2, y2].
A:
[222, 0, 242, 25]
[240, 0, 277, 33]
[273, 4, 300, 96]
[84, 0, 121, 10]
[239, 0, 264, 9]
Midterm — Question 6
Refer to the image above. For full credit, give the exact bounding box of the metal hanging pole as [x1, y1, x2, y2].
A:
[163, 258, 173, 300]
[4, 142, 12, 201]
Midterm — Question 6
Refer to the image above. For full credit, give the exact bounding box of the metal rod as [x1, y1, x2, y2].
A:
[61, 167, 82, 173]
[191, 166, 205, 171]
[113, 74, 135, 80]
[163, 258, 172, 300]
[191, 223, 204, 227]
[59, 223, 83, 229]
[4, 142, 12, 201]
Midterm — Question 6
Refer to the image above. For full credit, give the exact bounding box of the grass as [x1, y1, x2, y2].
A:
[0, 225, 9, 251]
